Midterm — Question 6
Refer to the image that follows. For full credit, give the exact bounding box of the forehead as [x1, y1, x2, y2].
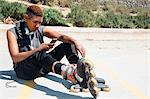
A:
[31, 16, 43, 21]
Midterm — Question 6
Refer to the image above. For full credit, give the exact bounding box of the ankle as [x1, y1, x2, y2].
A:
[61, 64, 77, 84]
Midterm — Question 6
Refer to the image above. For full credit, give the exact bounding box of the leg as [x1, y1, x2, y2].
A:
[14, 51, 57, 80]
[49, 43, 83, 83]
[49, 43, 79, 64]
[13, 57, 43, 80]
[48, 43, 90, 87]
[31, 50, 78, 82]
[14, 48, 78, 82]
[31, 49, 95, 93]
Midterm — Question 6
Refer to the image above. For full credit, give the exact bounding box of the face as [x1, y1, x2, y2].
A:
[25, 15, 43, 32]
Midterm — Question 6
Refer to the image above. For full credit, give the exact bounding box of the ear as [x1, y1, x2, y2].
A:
[23, 14, 28, 21]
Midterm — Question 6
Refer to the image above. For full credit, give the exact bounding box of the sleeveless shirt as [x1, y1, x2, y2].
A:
[8, 20, 44, 52]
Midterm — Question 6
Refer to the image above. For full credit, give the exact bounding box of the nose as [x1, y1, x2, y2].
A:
[35, 23, 40, 28]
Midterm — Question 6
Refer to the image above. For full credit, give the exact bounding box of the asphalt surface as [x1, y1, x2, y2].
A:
[0, 24, 150, 99]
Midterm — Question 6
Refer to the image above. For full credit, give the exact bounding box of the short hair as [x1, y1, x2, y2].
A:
[26, 5, 43, 17]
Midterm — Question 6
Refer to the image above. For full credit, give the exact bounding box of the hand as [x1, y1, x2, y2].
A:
[38, 43, 54, 51]
[75, 41, 86, 57]
[48, 43, 55, 48]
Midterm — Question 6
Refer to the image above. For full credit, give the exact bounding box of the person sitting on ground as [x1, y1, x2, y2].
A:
[7, 5, 86, 87]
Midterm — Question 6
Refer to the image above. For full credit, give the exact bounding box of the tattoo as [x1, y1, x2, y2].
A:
[58, 35, 64, 41]
[58, 35, 74, 44]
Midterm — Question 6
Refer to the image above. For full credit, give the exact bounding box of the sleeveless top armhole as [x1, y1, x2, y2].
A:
[7, 27, 18, 39]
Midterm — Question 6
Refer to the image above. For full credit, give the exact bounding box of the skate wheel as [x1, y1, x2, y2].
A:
[70, 85, 80, 93]
[93, 86, 100, 94]
[82, 58, 94, 70]
[96, 77, 105, 84]
[90, 70, 96, 77]
[91, 77, 98, 86]
[82, 88, 89, 92]
[101, 85, 111, 92]
[70, 84, 90, 93]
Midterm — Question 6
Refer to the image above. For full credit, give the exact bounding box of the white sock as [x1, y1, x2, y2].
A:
[61, 65, 68, 71]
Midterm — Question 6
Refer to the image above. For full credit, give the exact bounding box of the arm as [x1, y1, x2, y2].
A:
[7, 30, 50, 63]
[43, 27, 86, 57]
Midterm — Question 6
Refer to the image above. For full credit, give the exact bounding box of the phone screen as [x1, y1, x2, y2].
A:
[50, 38, 57, 44]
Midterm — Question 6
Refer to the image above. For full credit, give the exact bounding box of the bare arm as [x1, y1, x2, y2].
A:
[7, 30, 50, 63]
[43, 27, 86, 57]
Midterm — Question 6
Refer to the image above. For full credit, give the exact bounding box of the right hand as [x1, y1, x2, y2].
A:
[38, 43, 54, 51]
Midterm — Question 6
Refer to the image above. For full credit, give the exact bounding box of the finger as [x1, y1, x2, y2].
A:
[48, 43, 55, 46]
[45, 45, 50, 50]
[81, 48, 86, 57]
[48, 44, 54, 48]
[79, 48, 85, 57]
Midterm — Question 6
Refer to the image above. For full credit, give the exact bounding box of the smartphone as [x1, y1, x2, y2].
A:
[50, 38, 57, 45]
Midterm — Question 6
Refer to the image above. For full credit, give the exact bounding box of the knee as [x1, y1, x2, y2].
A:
[52, 61, 64, 75]
[68, 54, 79, 64]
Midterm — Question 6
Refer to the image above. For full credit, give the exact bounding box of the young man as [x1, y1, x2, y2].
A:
[7, 5, 86, 86]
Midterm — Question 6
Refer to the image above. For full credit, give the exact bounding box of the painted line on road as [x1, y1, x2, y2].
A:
[95, 60, 149, 99]
[16, 80, 36, 99]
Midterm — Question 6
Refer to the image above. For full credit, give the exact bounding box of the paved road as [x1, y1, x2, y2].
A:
[0, 24, 150, 99]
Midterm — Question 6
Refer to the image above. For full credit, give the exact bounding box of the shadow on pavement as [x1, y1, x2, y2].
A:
[0, 70, 92, 99]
